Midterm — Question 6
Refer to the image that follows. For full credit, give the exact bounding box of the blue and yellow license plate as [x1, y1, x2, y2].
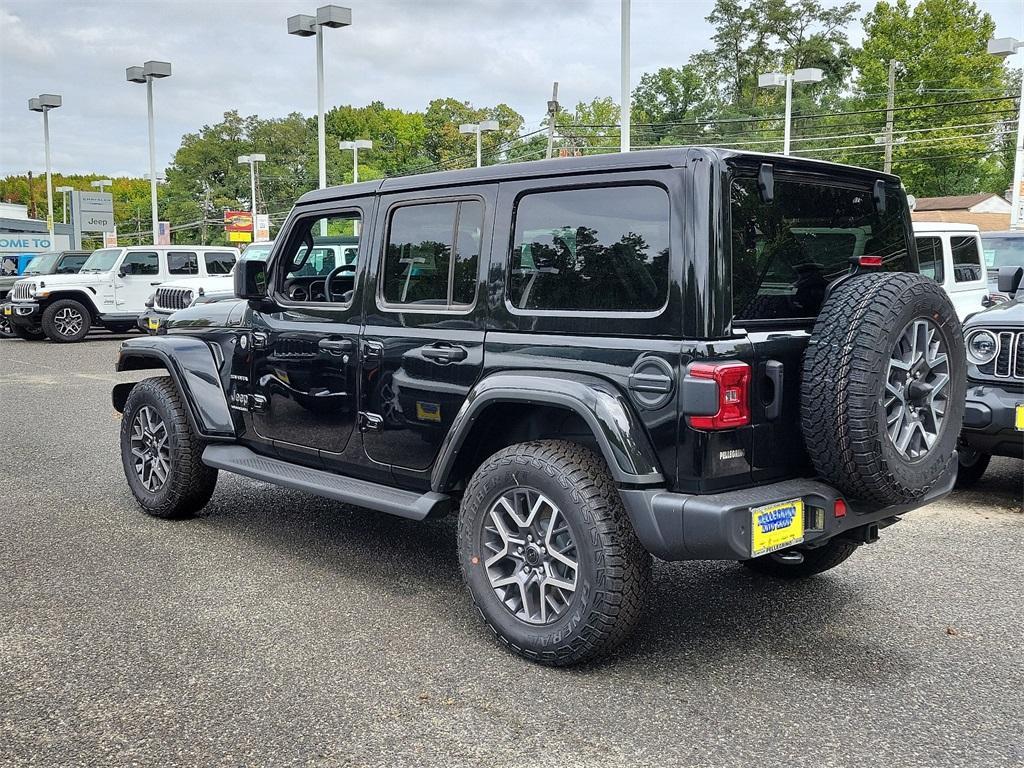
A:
[751, 498, 804, 557]
[1016, 404, 1024, 432]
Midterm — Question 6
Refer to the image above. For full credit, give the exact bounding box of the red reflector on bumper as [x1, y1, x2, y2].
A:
[834, 499, 847, 518]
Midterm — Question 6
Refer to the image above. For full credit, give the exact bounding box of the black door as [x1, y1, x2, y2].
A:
[359, 188, 494, 488]
[249, 203, 369, 467]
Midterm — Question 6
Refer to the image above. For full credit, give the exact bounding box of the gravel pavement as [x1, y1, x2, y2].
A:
[1, 335, 1022, 768]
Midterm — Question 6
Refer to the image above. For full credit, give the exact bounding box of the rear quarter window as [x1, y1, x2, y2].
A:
[730, 175, 912, 323]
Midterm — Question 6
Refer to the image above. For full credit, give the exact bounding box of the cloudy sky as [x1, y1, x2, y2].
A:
[1, 0, 1021, 178]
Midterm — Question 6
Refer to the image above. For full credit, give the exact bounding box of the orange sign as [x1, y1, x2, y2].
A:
[224, 210, 253, 232]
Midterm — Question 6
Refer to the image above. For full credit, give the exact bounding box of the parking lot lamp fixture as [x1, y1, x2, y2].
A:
[126, 61, 171, 244]
[56, 185, 73, 224]
[757, 68, 824, 155]
[28, 94, 62, 237]
[237, 154, 267, 222]
[288, 6, 352, 190]
[988, 36, 1024, 230]
[338, 139, 371, 183]
[459, 120, 500, 168]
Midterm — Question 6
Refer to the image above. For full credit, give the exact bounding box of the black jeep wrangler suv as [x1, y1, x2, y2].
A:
[112, 149, 965, 665]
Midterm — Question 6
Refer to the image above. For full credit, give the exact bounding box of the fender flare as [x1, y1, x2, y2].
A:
[40, 288, 100, 316]
[431, 370, 665, 491]
[113, 335, 235, 439]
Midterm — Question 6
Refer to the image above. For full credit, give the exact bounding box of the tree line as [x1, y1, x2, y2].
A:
[0, 0, 1018, 246]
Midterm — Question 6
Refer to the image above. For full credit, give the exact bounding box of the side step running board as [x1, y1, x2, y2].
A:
[202, 445, 451, 521]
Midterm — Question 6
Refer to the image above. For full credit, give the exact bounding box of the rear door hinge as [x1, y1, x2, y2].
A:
[358, 411, 383, 432]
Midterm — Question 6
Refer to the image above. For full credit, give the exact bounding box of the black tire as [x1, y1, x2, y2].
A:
[120, 376, 218, 519]
[106, 322, 135, 334]
[458, 440, 651, 666]
[742, 539, 859, 579]
[801, 272, 966, 506]
[11, 324, 46, 341]
[954, 445, 991, 488]
[41, 298, 91, 343]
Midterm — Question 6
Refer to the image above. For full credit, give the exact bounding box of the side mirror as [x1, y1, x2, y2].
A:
[117, 268, 127, 278]
[235, 258, 268, 301]
[997, 265, 1023, 295]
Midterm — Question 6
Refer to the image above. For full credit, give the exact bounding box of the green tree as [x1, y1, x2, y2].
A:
[848, 0, 1009, 195]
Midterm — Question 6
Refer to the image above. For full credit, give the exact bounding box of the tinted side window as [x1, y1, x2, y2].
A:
[916, 237, 944, 283]
[509, 186, 669, 312]
[950, 236, 982, 282]
[168, 251, 199, 275]
[120, 251, 159, 276]
[731, 176, 911, 322]
[204, 251, 236, 275]
[57, 255, 88, 273]
[382, 201, 482, 308]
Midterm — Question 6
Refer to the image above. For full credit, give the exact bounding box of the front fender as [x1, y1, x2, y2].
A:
[431, 371, 664, 490]
[114, 335, 235, 439]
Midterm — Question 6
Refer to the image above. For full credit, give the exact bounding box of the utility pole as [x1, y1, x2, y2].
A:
[27, 171, 36, 219]
[883, 59, 897, 174]
[546, 82, 560, 159]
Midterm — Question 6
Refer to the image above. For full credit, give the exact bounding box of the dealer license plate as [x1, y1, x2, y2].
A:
[147, 318, 160, 331]
[751, 498, 804, 557]
[1016, 404, 1024, 432]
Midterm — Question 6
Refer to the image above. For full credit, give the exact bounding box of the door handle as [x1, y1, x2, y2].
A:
[764, 360, 783, 421]
[422, 344, 468, 363]
[150, 282, 161, 286]
[318, 337, 354, 356]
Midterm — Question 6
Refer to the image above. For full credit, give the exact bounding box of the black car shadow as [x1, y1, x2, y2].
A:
[167, 475, 910, 680]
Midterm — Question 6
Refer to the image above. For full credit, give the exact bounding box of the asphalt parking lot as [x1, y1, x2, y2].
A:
[1, 334, 1022, 768]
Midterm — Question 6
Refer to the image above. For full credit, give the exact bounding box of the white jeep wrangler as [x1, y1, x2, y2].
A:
[7, 245, 239, 343]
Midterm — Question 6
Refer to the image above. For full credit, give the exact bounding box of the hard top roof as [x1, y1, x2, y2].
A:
[295, 147, 902, 207]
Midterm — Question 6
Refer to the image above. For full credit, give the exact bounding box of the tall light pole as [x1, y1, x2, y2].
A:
[56, 185, 73, 225]
[620, 0, 631, 153]
[459, 121, 499, 168]
[237, 153, 266, 232]
[989, 36, 1024, 230]
[758, 68, 824, 155]
[339, 139, 371, 183]
[288, 6, 352, 190]
[28, 94, 61, 237]
[127, 61, 171, 244]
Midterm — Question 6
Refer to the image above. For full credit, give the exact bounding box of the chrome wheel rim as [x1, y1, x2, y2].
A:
[54, 306, 83, 337]
[884, 319, 950, 461]
[130, 406, 171, 492]
[482, 488, 579, 625]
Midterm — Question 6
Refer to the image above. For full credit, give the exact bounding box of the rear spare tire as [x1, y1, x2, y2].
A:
[801, 272, 965, 506]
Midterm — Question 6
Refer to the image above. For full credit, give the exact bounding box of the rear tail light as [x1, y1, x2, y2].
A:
[834, 499, 847, 518]
[688, 361, 751, 430]
[858, 255, 883, 267]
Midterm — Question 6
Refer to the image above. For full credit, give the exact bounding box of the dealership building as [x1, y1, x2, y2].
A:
[0, 202, 74, 275]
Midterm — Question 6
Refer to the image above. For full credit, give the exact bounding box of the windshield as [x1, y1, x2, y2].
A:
[80, 249, 122, 273]
[981, 236, 1024, 270]
[23, 252, 60, 275]
[242, 244, 272, 261]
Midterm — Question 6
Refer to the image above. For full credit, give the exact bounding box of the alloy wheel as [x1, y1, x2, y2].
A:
[54, 306, 84, 337]
[130, 405, 171, 492]
[884, 318, 950, 461]
[481, 488, 579, 625]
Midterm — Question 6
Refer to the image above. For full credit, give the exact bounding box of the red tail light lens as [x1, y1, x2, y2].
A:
[834, 499, 847, 518]
[688, 362, 751, 430]
[859, 255, 883, 267]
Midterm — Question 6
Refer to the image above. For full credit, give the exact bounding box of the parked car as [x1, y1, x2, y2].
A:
[955, 266, 1024, 486]
[111, 149, 965, 665]
[6, 245, 239, 343]
[1, 250, 91, 339]
[913, 222, 989, 320]
[980, 230, 1024, 302]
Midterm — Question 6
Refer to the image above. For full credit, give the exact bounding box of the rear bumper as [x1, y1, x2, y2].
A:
[961, 382, 1024, 459]
[620, 454, 957, 561]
